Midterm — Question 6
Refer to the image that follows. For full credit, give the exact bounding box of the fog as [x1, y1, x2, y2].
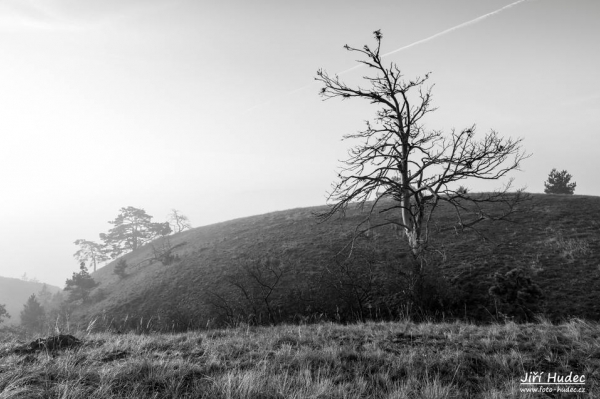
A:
[1, 0, 599, 287]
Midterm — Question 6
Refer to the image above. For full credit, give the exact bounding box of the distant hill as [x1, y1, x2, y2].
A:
[73, 194, 600, 330]
[0, 277, 62, 326]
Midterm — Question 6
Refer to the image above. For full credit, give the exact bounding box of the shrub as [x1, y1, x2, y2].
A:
[114, 258, 128, 279]
[489, 268, 542, 322]
[379, 255, 463, 322]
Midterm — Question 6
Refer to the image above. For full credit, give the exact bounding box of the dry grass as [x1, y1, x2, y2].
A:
[1, 320, 599, 398]
[543, 227, 592, 262]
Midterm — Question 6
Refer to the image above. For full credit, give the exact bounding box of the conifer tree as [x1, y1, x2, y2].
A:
[64, 262, 99, 303]
[36, 283, 53, 309]
[0, 303, 9, 325]
[100, 206, 171, 258]
[544, 168, 576, 194]
[113, 258, 128, 279]
[20, 294, 45, 332]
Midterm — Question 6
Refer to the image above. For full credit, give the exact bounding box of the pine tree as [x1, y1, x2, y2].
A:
[0, 303, 10, 325]
[20, 294, 45, 332]
[37, 283, 53, 309]
[65, 262, 99, 303]
[100, 207, 172, 258]
[544, 168, 576, 194]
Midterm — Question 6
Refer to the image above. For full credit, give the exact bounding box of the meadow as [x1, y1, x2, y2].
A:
[1, 318, 599, 398]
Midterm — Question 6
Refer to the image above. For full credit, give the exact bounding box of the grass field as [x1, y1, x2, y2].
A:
[1, 319, 599, 398]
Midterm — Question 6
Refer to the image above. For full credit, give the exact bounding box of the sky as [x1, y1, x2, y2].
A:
[1, 0, 598, 287]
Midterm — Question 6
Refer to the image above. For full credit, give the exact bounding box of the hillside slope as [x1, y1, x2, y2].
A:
[0, 277, 61, 326]
[75, 194, 600, 329]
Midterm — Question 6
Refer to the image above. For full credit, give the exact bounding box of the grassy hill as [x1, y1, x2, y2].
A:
[0, 277, 61, 326]
[73, 194, 600, 330]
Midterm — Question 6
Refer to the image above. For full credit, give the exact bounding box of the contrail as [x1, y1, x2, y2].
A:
[337, 0, 528, 76]
[243, 0, 528, 113]
[381, 0, 528, 59]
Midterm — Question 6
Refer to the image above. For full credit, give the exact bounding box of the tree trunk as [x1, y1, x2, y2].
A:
[400, 171, 422, 257]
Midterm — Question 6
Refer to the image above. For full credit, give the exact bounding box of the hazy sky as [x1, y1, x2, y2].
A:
[1, 0, 598, 287]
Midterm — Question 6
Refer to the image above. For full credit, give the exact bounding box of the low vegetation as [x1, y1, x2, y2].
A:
[1, 319, 598, 398]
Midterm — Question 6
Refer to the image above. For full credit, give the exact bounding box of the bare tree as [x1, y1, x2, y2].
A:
[226, 276, 260, 324]
[168, 209, 192, 234]
[323, 249, 381, 322]
[315, 30, 530, 262]
[244, 258, 284, 324]
[227, 257, 284, 324]
[73, 239, 109, 272]
[205, 290, 238, 326]
[150, 238, 186, 266]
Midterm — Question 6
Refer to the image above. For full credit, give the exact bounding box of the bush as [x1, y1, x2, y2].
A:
[383, 259, 463, 321]
[114, 258, 128, 279]
[489, 268, 543, 322]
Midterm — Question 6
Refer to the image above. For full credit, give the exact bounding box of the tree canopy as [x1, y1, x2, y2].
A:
[100, 206, 171, 258]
